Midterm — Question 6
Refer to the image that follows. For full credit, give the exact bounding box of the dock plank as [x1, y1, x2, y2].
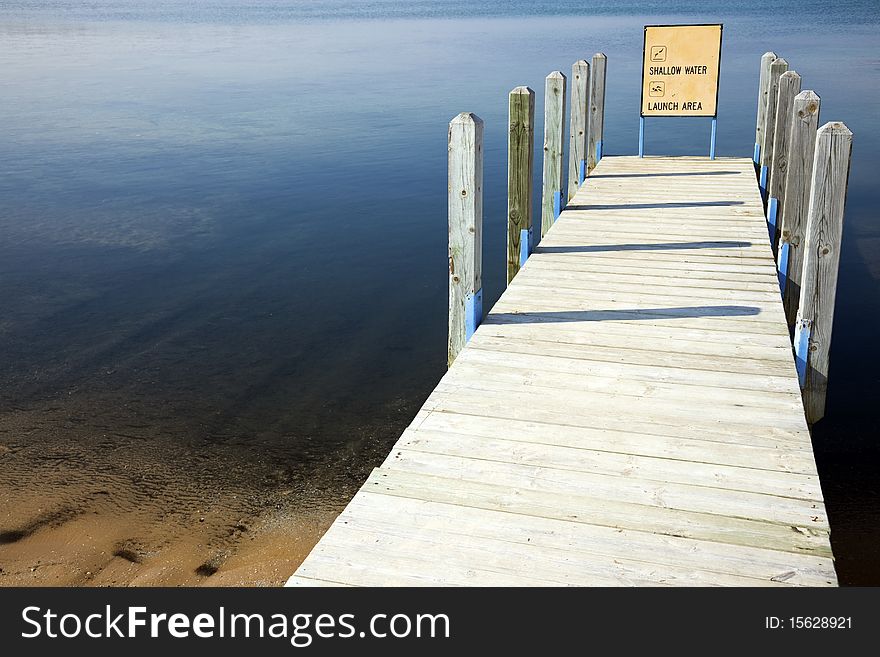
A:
[286, 156, 836, 587]
[325, 494, 836, 586]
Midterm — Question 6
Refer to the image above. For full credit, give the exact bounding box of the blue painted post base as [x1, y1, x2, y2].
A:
[777, 241, 790, 294]
[578, 159, 586, 185]
[553, 190, 562, 220]
[767, 196, 779, 247]
[759, 165, 769, 201]
[595, 140, 603, 164]
[794, 318, 812, 387]
[753, 142, 761, 166]
[465, 288, 483, 342]
[519, 228, 532, 268]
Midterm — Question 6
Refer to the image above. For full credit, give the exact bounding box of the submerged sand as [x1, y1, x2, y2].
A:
[0, 395, 406, 586]
[0, 500, 334, 587]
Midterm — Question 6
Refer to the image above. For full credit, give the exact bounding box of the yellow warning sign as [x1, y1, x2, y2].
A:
[641, 24, 722, 117]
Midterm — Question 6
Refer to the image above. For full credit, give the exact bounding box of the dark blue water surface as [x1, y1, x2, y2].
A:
[0, 1, 878, 583]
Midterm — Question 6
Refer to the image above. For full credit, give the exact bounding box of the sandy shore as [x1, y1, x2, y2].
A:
[0, 398, 395, 587]
[0, 498, 335, 587]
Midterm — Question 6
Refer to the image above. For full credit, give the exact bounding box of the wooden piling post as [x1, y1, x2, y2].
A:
[754, 51, 777, 166]
[567, 60, 590, 201]
[541, 71, 566, 238]
[794, 121, 853, 424]
[587, 53, 607, 173]
[507, 86, 535, 284]
[779, 90, 821, 329]
[759, 57, 788, 200]
[447, 112, 483, 367]
[766, 70, 802, 252]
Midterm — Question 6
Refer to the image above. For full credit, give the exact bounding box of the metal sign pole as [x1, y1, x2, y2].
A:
[639, 116, 645, 157]
[710, 117, 717, 159]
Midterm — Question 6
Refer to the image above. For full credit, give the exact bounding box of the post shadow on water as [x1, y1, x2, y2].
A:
[565, 201, 745, 210]
[535, 240, 751, 254]
[485, 305, 761, 324]
[806, 238, 880, 585]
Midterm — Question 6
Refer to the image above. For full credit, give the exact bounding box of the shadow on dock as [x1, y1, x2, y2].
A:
[566, 201, 745, 210]
[535, 240, 751, 253]
[590, 171, 740, 178]
[485, 306, 762, 324]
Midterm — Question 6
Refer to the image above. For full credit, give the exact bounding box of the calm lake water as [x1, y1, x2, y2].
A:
[1, 1, 878, 584]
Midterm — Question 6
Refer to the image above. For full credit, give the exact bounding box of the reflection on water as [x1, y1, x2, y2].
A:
[0, 2, 878, 584]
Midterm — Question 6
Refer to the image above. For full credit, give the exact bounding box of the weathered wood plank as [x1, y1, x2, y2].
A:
[517, 271, 785, 303]
[541, 71, 566, 238]
[455, 338, 804, 395]
[432, 378, 806, 433]
[477, 313, 793, 353]
[780, 91, 821, 330]
[526, 252, 781, 278]
[587, 53, 607, 172]
[345, 494, 836, 586]
[796, 122, 853, 423]
[396, 429, 821, 500]
[381, 449, 828, 528]
[416, 410, 817, 469]
[450, 350, 803, 409]
[298, 533, 562, 586]
[507, 86, 535, 283]
[525, 275, 779, 299]
[567, 60, 590, 201]
[364, 469, 832, 558]
[522, 259, 783, 290]
[447, 112, 483, 367]
[426, 382, 809, 440]
[317, 502, 810, 586]
[506, 280, 782, 322]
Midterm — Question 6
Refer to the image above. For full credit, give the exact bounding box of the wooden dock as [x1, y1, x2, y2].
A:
[287, 155, 837, 587]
